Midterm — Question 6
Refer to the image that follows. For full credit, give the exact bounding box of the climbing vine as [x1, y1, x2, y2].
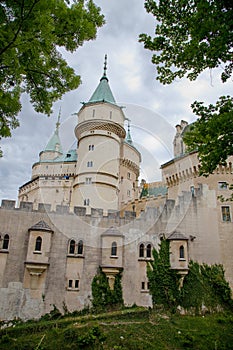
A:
[91, 268, 123, 311]
[147, 239, 181, 311]
[147, 240, 233, 313]
[181, 261, 233, 313]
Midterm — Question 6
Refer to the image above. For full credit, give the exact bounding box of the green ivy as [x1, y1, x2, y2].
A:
[147, 239, 181, 311]
[147, 240, 233, 314]
[91, 268, 123, 311]
[181, 261, 233, 313]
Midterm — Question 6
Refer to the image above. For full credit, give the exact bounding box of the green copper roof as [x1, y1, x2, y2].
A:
[88, 55, 116, 104]
[44, 111, 63, 154]
[126, 121, 133, 145]
[44, 129, 63, 153]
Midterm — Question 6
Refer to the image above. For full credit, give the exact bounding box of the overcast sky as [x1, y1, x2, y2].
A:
[0, 0, 231, 203]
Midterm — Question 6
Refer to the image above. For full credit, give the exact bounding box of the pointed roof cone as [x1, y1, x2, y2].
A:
[126, 120, 133, 145]
[44, 108, 63, 154]
[88, 55, 116, 104]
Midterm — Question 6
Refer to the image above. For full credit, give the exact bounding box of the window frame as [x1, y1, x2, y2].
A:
[221, 206, 231, 222]
[111, 241, 117, 257]
[34, 236, 42, 252]
[2, 234, 9, 250]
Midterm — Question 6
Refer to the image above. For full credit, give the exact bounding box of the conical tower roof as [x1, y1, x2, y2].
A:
[88, 55, 116, 104]
[44, 110, 63, 154]
[126, 120, 133, 145]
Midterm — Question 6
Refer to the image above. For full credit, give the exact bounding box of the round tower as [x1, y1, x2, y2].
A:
[71, 56, 126, 213]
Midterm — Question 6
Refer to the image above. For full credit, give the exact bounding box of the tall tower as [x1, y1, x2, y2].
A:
[71, 56, 127, 213]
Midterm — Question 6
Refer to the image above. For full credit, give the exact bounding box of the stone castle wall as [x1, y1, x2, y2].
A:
[0, 183, 233, 320]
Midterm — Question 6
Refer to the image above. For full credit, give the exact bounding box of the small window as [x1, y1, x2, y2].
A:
[35, 236, 42, 251]
[85, 177, 92, 184]
[75, 280, 79, 289]
[77, 240, 83, 255]
[111, 242, 117, 256]
[139, 243, 144, 258]
[121, 176, 123, 183]
[87, 161, 93, 167]
[2, 234, 9, 250]
[141, 282, 145, 290]
[127, 172, 130, 179]
[218, 182, 228, 190]
[146, 244, 152, 258]
[179, 245, 185, 259]
[84, 199, 90, 206]
[69, 239, 76, 254]
[222, 206, 231, 222]
[68, 280, 73, 288]
[147, 282, 150, 290]
[89, 145, 94, 151]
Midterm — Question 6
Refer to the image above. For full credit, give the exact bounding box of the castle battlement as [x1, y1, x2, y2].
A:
[0, 199, 138, 220]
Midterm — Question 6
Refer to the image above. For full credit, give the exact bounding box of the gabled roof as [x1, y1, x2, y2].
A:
[88, 55, 116, 104]
[101, 226, 124, 237]
[29, 220, 53, 232]
[167, 231, 188, 240]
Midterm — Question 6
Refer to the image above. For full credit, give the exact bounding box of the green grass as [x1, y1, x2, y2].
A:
[0, 308, 233, 349]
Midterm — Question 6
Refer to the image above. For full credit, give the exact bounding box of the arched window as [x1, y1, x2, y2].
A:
[77, 240, 83, 255]
[2, 234, 9, 250]
[35, 236, 42, 251]
[139, 243, 144, 258]
[69, 239, 76, 254]
[146, 244, 152, 258]
[111, 242, 117, 256]
[179, 245, 185, 259]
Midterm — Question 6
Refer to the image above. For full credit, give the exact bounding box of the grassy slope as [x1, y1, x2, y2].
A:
[0, 308, 233, 349]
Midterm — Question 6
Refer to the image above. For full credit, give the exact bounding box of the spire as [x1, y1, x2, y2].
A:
[102, 54, 107, 79]
[56, 107, 61, 132]
[126, 120, 133, 145]
[88, 55, 116, 104]
[44, 110, 63, 154]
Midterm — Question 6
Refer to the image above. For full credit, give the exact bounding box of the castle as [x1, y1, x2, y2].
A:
[0, 57, 232, 321]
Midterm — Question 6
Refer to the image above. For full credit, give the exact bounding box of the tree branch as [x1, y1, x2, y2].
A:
[0, 0, 41, 57]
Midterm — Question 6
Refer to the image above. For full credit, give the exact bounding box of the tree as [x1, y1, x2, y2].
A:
[0, 0, 104, 154]
[139, 0, 233, 175]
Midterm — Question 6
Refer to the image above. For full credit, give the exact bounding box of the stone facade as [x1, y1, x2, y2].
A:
[0, 62, 232, 321]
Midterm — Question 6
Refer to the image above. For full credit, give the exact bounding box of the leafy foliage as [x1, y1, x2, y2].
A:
[147, 240, 232, 313]
[139, 0, 233, 84]
[181, 261, 233, 313]
[0, 0, 104, 153]
[147, 239, 181, 311]
[140, 0, 233, 177]
[183, 96, 233, 176]
[91, 268, 123, 311]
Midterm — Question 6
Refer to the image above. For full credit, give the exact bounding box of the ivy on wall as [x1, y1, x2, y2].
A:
[148, 240, 233, 313]
[147, 239, 181, 311]
[181, 261, 233, 312]
[91, 268, 123, 311]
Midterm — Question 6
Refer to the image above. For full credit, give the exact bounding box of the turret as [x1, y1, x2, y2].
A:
[71, 56, 126, 213]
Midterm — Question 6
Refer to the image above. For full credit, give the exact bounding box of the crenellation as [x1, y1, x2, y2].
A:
[19, 201, 33, 211]
[1, 200, 16, 209]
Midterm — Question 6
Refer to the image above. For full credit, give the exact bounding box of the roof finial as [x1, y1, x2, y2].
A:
[103, 54, 107, 77]
[56, 107, 61, 131]
[126, 119, 133, 145]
